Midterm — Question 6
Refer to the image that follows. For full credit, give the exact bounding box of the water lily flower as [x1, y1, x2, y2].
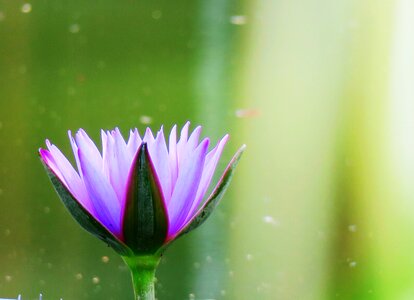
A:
[39, 122, 245, 300]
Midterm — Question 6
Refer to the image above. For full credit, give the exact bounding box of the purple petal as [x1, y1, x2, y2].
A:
[102, 129, 130, 205]
[176, 125, 202, 172]
[186, 126, 202, 152]
[127, 128, 142, 159]
[78, 146, 122, 238]
[168, 125, 178, 189]
[45, 142, 94, 214]
[147, 127, 172, 204]
[176, 121, 190, 166]
[167, 138, 209, 237]
[101, 130, 114, 178]
[40, 148, 65, 184]
[183, 134, 229, 224]
[74, 129, 103, 171]
[112, 129, 130, 200]
[143, 127, 155, 144]
[173, 144, 246, 239]
[68, 130, 82, 174]
[101, 130, 109, 175]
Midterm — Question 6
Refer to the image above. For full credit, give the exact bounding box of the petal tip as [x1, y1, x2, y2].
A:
[39, 148, 48, 158]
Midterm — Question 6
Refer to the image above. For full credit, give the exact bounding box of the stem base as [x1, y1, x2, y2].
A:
[123, 255, 161, 300]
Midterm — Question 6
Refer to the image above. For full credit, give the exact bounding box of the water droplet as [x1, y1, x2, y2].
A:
[188, 293, 195, 300]
[101, 256, 109, 263]
[246, 254, 253, 261]
[92, 276, 100, 284]
[75, 273, 83, 280]
[69, 23, 80, 34]
[349, 261, 357, 268]
[348, 224, 357, 232]
[235, 108, 260, 118]
[230, 15, 247, 25]
[43, 206, 50, 214]
[205, 255, 212, 263]
[139, 115, 152, 125]
[263, 215, 279, 226]
[228, 270, 234, 277]
[21, 3, 32, 13]
[193, 262, 200, 269]
[152, 10, 162, 20]
[5, 275, 12, 282]
[220, 290, 226, 296]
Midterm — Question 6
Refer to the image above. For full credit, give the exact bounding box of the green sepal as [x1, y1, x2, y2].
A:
[41, 161, 132, 256]
[178, 144, 246, 238]
[122, 143, 169, 255]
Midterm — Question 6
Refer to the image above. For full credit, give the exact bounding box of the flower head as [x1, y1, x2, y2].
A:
[39, 122, 245, 256]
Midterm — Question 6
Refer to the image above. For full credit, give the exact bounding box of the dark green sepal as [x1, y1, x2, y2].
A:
[122, 143, 169, 255]
[178, 144, 246, 238]
[41, 161, 132, 256]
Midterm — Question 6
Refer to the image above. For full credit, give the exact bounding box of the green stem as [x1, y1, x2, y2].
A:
[123, 255, 161, 300]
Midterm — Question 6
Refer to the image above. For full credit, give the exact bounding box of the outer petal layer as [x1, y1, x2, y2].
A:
[167, 138, 209, 237]
[78, 149, 122, 238]
[41, 160, 132, 256]
[173, 144, 246, 240]
[41, 142, 93, 214]
[184, 134, 229, 224]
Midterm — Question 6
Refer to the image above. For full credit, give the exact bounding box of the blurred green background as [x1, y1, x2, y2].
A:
[0, 0, 413, 299]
